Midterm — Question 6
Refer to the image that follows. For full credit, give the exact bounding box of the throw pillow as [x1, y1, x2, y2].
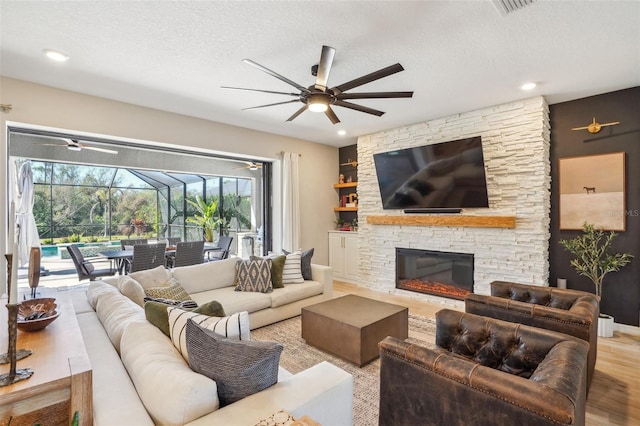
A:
[251, 254, 286, 288]
[283, 248, 314, 280]
[185, 319, 282, 406]
[145, 300, 225, 337]
[143, 296, 198, 309]
[281, 251, 304, 284]
[117, 275, 146, 307]
[144, 278, 192, 301]
[168, 307, 250, 361]
[234, 258, 273, 293]
[129, 265, 171, 289]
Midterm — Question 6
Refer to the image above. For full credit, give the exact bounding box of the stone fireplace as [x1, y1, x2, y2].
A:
[355, 96, 551, 304]
[396, 248, 473, 300]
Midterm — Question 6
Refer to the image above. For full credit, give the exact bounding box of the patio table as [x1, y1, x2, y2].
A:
[98, 243, 221, 274]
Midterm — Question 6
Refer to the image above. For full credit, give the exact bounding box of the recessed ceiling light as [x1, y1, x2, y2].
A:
[521, 82, 537, 91]
[43, 49, 70, 62]
[337, 130, 346, 136]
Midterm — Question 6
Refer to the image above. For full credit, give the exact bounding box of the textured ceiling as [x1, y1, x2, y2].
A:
[1, 1, 639, 147]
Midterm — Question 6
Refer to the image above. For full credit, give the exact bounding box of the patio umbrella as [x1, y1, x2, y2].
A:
[15, 160, 41, 267]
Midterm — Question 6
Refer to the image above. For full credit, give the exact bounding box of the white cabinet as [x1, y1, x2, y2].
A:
[329, 231, 359, 283]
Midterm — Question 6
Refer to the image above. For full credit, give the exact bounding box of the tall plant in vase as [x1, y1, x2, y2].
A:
[186, 196, 222, 242]
[559, 222, 632, 337]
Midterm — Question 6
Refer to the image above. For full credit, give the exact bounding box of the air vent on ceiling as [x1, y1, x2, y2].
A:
[492, 0, 535, 16]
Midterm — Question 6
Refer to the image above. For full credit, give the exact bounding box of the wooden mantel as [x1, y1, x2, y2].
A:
[366, 215, 516, 229]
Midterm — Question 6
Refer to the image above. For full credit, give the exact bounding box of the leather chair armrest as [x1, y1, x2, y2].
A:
[379, 336, 586, 426]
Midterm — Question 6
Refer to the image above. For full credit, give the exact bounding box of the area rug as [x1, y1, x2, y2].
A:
[251, 314, 436, 425]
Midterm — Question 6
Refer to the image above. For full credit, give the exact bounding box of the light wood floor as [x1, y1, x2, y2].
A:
[334, 280, 640, 426]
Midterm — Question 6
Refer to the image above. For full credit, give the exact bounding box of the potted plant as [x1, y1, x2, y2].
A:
[559, 222, 633, 337]
[186, 196, 222, 242]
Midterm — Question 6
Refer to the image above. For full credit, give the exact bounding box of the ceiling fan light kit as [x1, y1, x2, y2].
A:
[224, 45, 413, 124]
[308, 93, 329, 112]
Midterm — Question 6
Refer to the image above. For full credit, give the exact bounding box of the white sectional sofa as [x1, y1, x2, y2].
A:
[70, 257, 354, 425]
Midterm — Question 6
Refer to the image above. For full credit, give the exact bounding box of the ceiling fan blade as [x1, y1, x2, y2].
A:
[332, 63, 405, 94]
[337, 91, 413, 100]
[242, 59, 309, 93]
[600, 121, 620, 126]
[333, 100, 385, 116]
[242, 100, 300, 110]
[82, 145, 119, 155]
[315, 45, 336, 91]
[571, 125, 590, 131]
[325, 106, 340, 124]
[221, 86, 300, 97]
[40, 143, 66, 147]
[286, 105, 308, 122]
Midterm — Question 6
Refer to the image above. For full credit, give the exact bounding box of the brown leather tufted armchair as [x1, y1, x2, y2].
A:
[465, 280, 599, 391]
[379, 309, 589, 426]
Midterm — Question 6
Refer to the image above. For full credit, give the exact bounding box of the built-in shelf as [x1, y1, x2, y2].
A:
[334, 182, 358, 189]
[366, 215, 516, 229]
[334, 207, 358, 212]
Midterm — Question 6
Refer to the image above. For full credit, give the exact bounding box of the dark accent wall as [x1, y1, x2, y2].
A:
[550, 86, 640, 326]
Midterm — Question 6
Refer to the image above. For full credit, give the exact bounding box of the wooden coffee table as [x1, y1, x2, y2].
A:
[301, 294, 408, 366]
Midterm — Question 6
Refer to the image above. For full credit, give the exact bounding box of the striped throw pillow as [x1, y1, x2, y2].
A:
[167, 307, 250, 362]
[282, 251, 304, 284]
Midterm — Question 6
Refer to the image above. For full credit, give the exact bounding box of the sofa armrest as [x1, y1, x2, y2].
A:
[186, 361, 353, 426]
[310, 263, 333, 299]
[379, 336, 587, 426]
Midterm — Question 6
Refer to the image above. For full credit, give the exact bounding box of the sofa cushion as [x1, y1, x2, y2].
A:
[270, 281, 324, 308]
[171, 257, 240, 293]
[234, 258, 273, 293]
[145, 300, 226, 337]
[117, 275, 146, 307]
[129, 265, 172, 289]
[88, 281, 146, 353]
[283, 248, 314, 280]
[282, 251, 304, 284]
[145, 278, 192, 301]
[190, 286, 272, 315]
[168, 307, 251, 362]
[186, 319, 283, 406]
[120, 320, 219, 426]
[76, 311, 154, 426]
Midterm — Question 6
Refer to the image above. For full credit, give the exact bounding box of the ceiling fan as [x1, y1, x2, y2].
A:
[40, 138, 118, 155]
[233, 161, 262, 171]
[222, 45, 413, 124]
[571, 117, 620, 134]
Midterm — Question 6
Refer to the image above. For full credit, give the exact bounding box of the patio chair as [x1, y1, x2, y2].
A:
[166, 237, 182, 247]
[67, 244, 117, 281]
[121, 238, 148, 250]
[171, 240, 205, 268]
[129, 243, 168, 273]
[207, 236, 233, 261]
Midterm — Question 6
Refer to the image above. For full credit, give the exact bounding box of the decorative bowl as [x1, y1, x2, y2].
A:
[17, 298, 60, 332]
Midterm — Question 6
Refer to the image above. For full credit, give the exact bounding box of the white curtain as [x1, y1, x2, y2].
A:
[282, 152, 300, 251]
[15, 160, 41, 266]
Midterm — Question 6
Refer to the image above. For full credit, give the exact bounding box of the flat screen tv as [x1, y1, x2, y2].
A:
[373, 136, 489, 210]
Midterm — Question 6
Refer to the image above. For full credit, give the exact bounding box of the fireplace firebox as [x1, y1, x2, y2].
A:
[396, 248, 474, 300]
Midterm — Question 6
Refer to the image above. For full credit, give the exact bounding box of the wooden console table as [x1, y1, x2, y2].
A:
[0, 288, 92, 425]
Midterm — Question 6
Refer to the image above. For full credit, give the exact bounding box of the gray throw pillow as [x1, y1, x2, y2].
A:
[185, 319, 283, 406]
[283, 248, 314, 280]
